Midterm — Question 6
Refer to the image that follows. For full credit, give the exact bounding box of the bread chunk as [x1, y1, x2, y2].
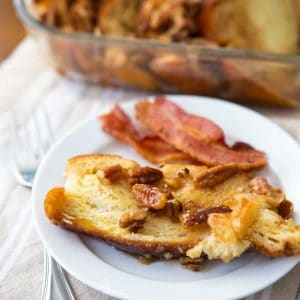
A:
[45, 154, 300, 263]
[98, 0, 140, 36]
[200, 0, 299, 54]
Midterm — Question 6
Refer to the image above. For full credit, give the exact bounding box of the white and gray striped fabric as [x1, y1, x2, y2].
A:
[0, 37, 299, 300]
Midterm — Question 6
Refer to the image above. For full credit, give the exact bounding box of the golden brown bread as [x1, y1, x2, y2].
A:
[248, 209, 300, 257]
[45, 154, 300, 263]
[200, 0, 299, 54]
[45, 155, 203, 258]
[98, 0, 140, 36]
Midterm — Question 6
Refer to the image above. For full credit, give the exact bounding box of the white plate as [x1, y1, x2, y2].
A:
[32, 95, 300, 300]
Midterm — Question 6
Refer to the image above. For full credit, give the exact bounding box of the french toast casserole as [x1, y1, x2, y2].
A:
[22, 0, 300, 107]
[44, 98, 300, 271]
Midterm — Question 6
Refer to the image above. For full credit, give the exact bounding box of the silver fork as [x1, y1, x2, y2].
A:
[12, 105, 75, 300]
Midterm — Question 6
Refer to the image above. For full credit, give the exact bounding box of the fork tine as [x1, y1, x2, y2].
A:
[11, 110, 36, 187]
[11, 108, 74, 300]
[41, 104, 55, 143]
[11, 110, 20, 159]
[32, 108, 46, 158]
[32, 106, 54, 155]
[24, 113, 40, 161]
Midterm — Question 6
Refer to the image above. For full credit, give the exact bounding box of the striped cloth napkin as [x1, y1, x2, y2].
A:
[0, 37, 299, 300]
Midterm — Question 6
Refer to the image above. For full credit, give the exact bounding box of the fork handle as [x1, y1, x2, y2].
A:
[41, 249, 75, 300]
[41, 249, 52, 300]
[55, 261, 75, 300]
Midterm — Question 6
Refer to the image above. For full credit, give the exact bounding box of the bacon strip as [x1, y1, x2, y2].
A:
[155, 96, 225, 143]
[100, 105, 194, 164]
[135, 98, 266, 170]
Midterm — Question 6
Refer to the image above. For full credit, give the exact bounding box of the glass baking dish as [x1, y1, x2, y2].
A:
[15, 0, 300, 107]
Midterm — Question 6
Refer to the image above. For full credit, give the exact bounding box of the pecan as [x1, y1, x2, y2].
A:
[128, 166, 163, 184]
[179, 256, 202, 272]
[166, 199, 182, 223]
[249, 177, 285, 206]
[249, 177, 271, 194]
[132, 184, 167, 210]
[194, 164, 238, 188]
[182, 205, 232, 229]
[277, 200, 293, 219]
[97, 164, 124, 184]
[119, 209, 147, 233]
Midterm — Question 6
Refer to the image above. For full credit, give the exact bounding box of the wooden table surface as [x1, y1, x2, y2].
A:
[0, 0, 26, 63]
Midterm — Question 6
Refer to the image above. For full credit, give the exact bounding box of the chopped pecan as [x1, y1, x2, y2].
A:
[277, 200, 293, 219]
[129, 166, 163, 184]
[97, 164, 124, 184]
[104, 164, 124, 181]
[182, 205, 232, 229]
[194, 164, 238, 188]
[249, 177, 271, 194]
[166, 199, 183, 223]
[179, 256, 202, 272]
[249, 177, 285, 206]
[119, 209, 147, 233]
[132, 184, 167, 210]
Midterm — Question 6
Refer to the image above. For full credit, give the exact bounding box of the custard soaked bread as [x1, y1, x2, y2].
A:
[45, 154, 300, 267]
[200, 0, 299, 54]
[45, 155, 202, 257]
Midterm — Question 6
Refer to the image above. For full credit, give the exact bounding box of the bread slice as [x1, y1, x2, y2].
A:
[200, 0, 299, 54]
[98, 0, 140, 36]
[45, 155, 203, 258]
[248, 209, 300, 257]
[45, 154, 300, 262]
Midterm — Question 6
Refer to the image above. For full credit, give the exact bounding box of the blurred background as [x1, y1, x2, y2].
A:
[0, 0, 25, 62]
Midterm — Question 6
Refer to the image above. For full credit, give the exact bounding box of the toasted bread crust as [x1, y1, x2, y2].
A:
[45, 187, 199, 257]
[200, 0, 299, 54]
[45, 154, 300, 262]
[59, 222, 197, 258]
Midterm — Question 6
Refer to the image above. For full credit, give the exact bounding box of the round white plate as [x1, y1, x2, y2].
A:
[32, 95, 300, 300]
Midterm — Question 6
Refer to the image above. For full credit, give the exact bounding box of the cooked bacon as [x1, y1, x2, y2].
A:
[135, 98, 266, 170]
[155, 96, 225, 143]
[100, 105, 193, 164]
[231, 142, 255, 151]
